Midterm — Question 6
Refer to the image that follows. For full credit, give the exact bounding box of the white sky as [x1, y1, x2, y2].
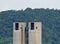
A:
[0, 0, 60, 11]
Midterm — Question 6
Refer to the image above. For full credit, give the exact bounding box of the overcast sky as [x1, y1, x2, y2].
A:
[0, 0, 60, 11]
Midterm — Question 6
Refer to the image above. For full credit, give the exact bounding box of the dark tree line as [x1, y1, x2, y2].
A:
[0, 8, 60, 44]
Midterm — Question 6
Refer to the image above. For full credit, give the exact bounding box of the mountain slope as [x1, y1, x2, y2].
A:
[0, 8, 60, 44]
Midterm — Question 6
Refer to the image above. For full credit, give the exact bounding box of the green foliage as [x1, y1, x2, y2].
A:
[0, 8, 60, 44]
[0, 37, 13, 44]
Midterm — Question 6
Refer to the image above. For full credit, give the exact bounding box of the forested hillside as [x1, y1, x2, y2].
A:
[0, 8, 60, 44]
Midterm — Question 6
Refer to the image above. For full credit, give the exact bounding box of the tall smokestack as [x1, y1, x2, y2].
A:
[13, 22, 26, 44]
[28, 22, 42, 44]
